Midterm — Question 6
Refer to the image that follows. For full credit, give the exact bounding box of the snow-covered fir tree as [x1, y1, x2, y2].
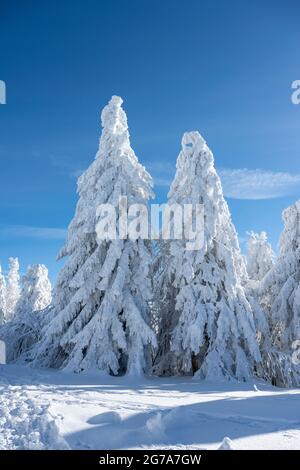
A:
[246, 231, 274, 282]
[15, 264, 52, 317]
[260, 200, 300, 386]
[0, 266, 6, 325]
[244, 231, 274, 382]
[34, 96, 156, 375]
[152, 240, 179, 375]
[0, 264, 52, 362]
[154, 131, 261, 380]
[5, 257, 21, 321]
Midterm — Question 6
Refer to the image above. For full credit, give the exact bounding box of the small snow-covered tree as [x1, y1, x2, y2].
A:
[244, 231, 274, 382]
[0, 264, 52, 362]
[152, 240, 179, 376]
[0, 266, 6, 325]
[154, 132, 261, 380]
[260, 200, 300, 386]
[5, 257, 21, 321]
[246, 231, 274, 282]
[34, 96, 156, 375]
[15, 264, 52, 317]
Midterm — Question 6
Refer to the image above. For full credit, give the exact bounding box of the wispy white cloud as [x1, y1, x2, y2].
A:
[49, 155, 85, 179]
[0, 225, 67, 240]
[146, 160, 300, 200]
[144, 161, 174, 188]
[219, 168, 300, 200]
[153, 176, 173, 187]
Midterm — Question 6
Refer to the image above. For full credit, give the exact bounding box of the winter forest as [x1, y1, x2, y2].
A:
[1, 96, 299, 394]
[2, 0, 300, 454]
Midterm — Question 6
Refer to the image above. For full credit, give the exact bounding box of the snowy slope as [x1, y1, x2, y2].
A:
[0, 364, 299, 450]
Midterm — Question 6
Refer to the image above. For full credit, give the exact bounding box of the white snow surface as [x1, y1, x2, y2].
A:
[0, 364, 299, 450]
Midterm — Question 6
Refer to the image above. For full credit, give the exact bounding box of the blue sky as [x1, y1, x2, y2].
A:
[0, 0, 300, 281]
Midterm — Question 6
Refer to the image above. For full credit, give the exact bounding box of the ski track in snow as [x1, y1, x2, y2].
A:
[0, 365, 300, 450]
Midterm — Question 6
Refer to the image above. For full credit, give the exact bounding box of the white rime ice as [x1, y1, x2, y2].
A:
[34, 96, 156, 376]
[0, 264, 52, 362]
[246, 231, 274, 282]
[0, 266, 7, 325]
[5, 257, 21, 321]
[260, 200, 300, 386]
[154, 131, 260, 380]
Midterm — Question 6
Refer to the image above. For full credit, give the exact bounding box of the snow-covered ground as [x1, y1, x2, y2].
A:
[0, 364, 299, 450]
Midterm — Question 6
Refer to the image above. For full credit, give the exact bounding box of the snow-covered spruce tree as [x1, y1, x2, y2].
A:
[15, 264, 52, 318]
[154, 131, 261, 380]
[0, 264, 52, 362]
[5, 257, 21, 321]
[34, 96, 156, 375]
[246, 231, 274, 282]
[152, 240, 179, 376]
[260, 200, 300, 386]
[0, 266, 6, 325]
[244, 232, 274, 383]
